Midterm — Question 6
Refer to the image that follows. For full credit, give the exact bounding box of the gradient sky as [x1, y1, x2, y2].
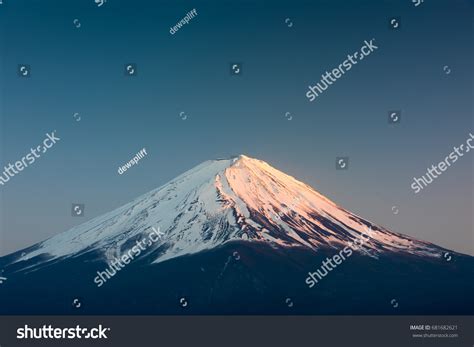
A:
[0, 0, 473, 256]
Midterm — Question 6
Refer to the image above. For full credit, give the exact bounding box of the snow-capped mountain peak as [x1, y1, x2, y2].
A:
[9, 155, 445, 269]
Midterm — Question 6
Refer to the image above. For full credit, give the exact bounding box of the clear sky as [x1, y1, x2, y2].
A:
[0, 0, 472, 256]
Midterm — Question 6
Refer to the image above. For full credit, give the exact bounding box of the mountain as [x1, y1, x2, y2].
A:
[0, 155, 472, 314]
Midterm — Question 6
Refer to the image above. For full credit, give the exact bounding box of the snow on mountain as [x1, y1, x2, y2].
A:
[10, 155, 444, 269]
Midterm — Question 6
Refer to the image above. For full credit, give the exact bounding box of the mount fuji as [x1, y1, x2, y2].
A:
[0, 155, 472, 314]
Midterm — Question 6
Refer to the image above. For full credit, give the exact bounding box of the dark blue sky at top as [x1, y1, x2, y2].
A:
[0, 0, 472, 255]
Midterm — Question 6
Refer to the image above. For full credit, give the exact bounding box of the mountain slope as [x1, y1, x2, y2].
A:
[2, 155, 448, 271]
